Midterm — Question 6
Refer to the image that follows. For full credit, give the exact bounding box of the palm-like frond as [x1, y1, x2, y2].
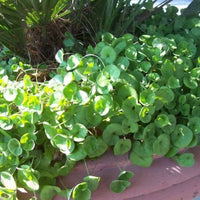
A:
[0, 0, 71, 60]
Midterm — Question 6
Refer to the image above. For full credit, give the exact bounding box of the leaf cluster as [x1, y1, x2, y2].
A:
[1, 5, 200, 199]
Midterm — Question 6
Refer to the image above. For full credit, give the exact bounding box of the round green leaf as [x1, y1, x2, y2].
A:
[66, 54, 81, 71]
[43, 123, 57, 139]
[171, 125, 193, 148]
[102, 123, 123, 145]
[72, 182, 91, 200]
[110, 180, 131, 193]
[139, 106, 155, 123]
[96, 71, 110, 87]
[71, 123, 88, 142]
[83, 136, 108, 158]
[40, 185, 61, 200]
[118, 171, 134, 181]
[154, 114, 170, 128]
[20, 133, 36, 151]
[3, 87, 17, 102]
[94, 95, 113, 116]
[167, 76, 180, 89]
[100, 46, 116, 64]
[188, 117, 200, 134]
[153, 134, 170, 156]
[55, 49, 64, 64]
[155, 86, 174, 103]
[0, 116, 13, 130]
[125, 46, 137, 60]
[103, 64, 120, 81]
[122, 119, 138, 134]
[68, 144, 87, 161]
[130, 142, 153, 167]
[8, 138, 22, 156]
[116, 56, 130, 71]
[122, 97, 141, 123]
[63, 82, 78, 101]
[173, 153, 195, 167]
[53, 134, 75, 155]
[1, 171, 17, 190]
[17, 168, 39, 191]
[138, 61, 151, 73]
[83, 176, 100, 191]
[183, 76, 198, 89]
[140, 89, 155, 106]
[114, 139, 132, 155]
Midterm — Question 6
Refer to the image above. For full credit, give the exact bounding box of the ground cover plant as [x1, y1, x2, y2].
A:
[0, 1, 200, 200]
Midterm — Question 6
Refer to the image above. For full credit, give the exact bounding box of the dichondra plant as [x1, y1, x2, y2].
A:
[1, 5, 200, 200]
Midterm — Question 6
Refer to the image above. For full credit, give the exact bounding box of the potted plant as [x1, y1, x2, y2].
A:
[1, 2, 200, 200]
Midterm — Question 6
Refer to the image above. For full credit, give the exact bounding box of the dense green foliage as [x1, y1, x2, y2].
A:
[1, 1, 200, 200]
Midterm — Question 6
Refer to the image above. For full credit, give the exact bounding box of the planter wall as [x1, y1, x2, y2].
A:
[53, 146, 200, 200]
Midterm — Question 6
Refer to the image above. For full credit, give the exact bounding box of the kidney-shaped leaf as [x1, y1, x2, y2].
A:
[114, 139, 132, 155]
[83, 136, 108, 158]
[103, 123, 123, 145]
[8, 138, 22, 156]
[118, 171, 134, 181]
[83, 176, 100, 191]
[173, 153, 195, 167]
[53, 134, 75, 155]
[72, 182, 91, 200]
[140, 89, 155, 106]
[1, 171, 17, 190]
[17, 168, 39, 191]
[171, 125, 193, 148]
[40, 185, 61, 200]
[153, 134, 170, 156]
[110, 180, 131, 193]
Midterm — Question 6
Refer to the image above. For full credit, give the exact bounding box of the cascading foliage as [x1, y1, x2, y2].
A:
[0, 6, 200, 200]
